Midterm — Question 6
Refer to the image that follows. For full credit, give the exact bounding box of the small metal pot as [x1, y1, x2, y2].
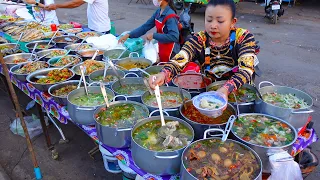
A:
[67, 86, 115, 125]
[53, 35, 80, 49]
[180, 100, 236, 140]
[180, 137, 263, 180]
[94, 100, 149, 148]
[131, 116, 194, 175]
[207, 80, 258, 113]
[141, 65, 164, 78]
[0, 43, 22, 56]
[77, 49, 104, 61]
[64, 43, 93, 55]
[26, 68, 75, 92]
[255, 81, 314, 130]
[10, 62, 49, 82]
[115, 57, 152, 77]
[172, 71, 212, 98]
[3, 53, 36, 69]
[103, 48, 130, 60]
[36, 49, 67, 62]
[47, 55, 82, 67]
[230, 113, 298, 173]
[141, 86, 191, 117]
[71, 61, 105, 81]
[111, 77, 146, 102]
[25, 40, 56, 52]
[48, 80, 87, 106]
[88, 69, 125, 88]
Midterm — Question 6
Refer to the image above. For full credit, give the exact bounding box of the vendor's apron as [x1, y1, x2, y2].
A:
[155, 14, 178, 62]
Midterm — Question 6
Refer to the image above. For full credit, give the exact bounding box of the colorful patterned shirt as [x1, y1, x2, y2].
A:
[161, 28, 257, 94]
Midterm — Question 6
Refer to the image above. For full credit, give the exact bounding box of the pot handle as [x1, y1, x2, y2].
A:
[88, 82, 97, 86]
[116, 128, 132, 132]
[258, 81, 275, 89]
[292, 109, 314, 114]
[129, 52, 139, 58]
[149, 109, 169, 117]
[203, 115, 236, 141]
[154, 152, 180, 159]
[124, 72, 139, 78]
[113, 95, 128, 101]
[203, 128, 225, 139]
[76, 107, 96, 111]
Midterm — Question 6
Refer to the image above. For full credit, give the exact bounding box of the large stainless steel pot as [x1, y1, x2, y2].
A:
[94, 100, 149, 148]
[131, 116, 195, 175]
[88, 69, 125, 88]
[111, 77, 145, 102]
[64, 43, 93, 55]
[26, 68, 75, 92]
[3, 53, 36, 69]
[255, 81, 314, 130]
[10, 61, 49, 82]
[36, 49, 67, 62]
[25, 40, 56, 52]
[103, 48, 130, 60]
[67, 86, 115, 125]
[172, 71, 212, 98]
[141, 86, 191, 117]
[53, 35, 80, 49]
[114, 56, 152, 77]
[180, 99, 236, 140]
[207, 80, 258, 113]
[180, 137, 263, 180]
[48, 80, 87, 106]
[230, 113, 298, 173]
[141, 65, 164, 78]
[47, 55, 82, 67]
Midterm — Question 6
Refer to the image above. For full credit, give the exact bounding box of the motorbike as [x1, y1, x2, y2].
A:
[174, 0, 240, 13]
[264, 0, 285, 24]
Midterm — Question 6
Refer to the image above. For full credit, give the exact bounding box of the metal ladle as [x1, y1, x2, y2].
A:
[47, 28, 60, 46]
[107, 59, 123, 86]
[28, 42, 38, 61]
[100, 82, 110, 108]
[79, 65, 89, 96]
[14, 32, 24, 50]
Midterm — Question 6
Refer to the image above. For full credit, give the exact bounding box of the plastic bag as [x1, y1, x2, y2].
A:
[10, 114, 49, 139]
[142, 41, 158, 64]
[268, 151, 303, 180]
[86, 34, 119, 50]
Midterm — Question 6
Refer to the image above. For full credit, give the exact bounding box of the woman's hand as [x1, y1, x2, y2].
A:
[217, 86, 229, 102]
[146, 33, 153, 41]
[148, 72, 166, 90]
[118, 34, 130, 44]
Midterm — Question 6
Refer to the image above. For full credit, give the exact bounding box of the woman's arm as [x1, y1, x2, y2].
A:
[223, 30, 256, 94]
[24, 0, 45, 8]
[153, 18, 179, 43]
[45, 0, 85, 10]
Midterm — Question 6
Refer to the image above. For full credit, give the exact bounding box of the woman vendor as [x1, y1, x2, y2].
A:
[24, 0, 59, 25]
[118, 0, 180, 62]
[149, 0, 258, 100]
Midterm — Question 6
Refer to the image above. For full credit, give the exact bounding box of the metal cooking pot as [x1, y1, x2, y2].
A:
[255, 81, 314, 130]
[47, 55, 82, 67]
[207, 80, 258, 113]
[53, 35, 80, 49]
[115, 56, 152, 77]
[131, 116, 195, 175]
[88, 69, 125, 88]
[141, 65, 164, 78]
[103, 48, 130, 60]
[71, 61, 105, 81]
[3, 53, 36, 69]
[10, 62, 49, 82]
[94, 100, 149, 148]
[141, 86, 191, 117]
[25, 40, 56, 52]
[36, 49, 67, 62]
[0, 43, 22, 56]
[64, 43, 93, 55]
[172, 71, 212, 98]
[67, 86, 115, 125]
[180, 99, 236, 140]
[230, 113, 298, 173]
[77, 48, 104, 61]
[48, 80, 87, 106]
[180, 136, 263, 180]
[26, 68, 75, 92]
[111, 76, 145, 102]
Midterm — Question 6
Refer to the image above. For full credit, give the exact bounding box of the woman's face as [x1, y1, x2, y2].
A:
[205, 5, 237, 42]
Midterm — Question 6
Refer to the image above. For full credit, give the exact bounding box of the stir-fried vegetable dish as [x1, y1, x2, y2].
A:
[55, 37, 78, 43]
[68, 44, 92, 51]
[118, 61, 149, 70]
[133, 120, 192, 151]
[209, 85, 257, 103]
[36, 44, 50, 49]
[52, 56, 80, 67]
[75, 60, 104, 75]
[36, 68, 73, 84]
[59, 24, 73, 30]
[114, 84, 147, 96]
[79, 50, 103, 57]
[77, 32, 99, 39]
[182, 101, 234, 125]
[46, 50, 66, 58]
[183, 139, 261, 180]
[53, 85, 77, 97]
[144, 91, 189, 108]
[11, 58, 27, 64]
[70, 92, 112, 106]
[262, 92, 308, 109]
[14, 62, 48, 74]
[65, 28, 82, 34]
[174, 75, 211, 89]
[92, 75, 117, 83]
[96, 103, 148, 128]
[232, 115, 295, 147]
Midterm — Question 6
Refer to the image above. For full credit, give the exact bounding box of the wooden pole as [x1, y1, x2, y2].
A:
[0, 53, 42, 179]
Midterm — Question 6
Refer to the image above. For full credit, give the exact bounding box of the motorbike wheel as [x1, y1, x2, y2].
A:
[272, 11, 278, 24]
[173, 0, 183, 10]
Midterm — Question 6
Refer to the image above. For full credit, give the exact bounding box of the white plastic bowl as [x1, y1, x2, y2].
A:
[192, 91, 227, 118]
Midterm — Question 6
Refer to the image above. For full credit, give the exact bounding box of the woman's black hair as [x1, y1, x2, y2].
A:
[166, 0, 177, 14]
[207, 0, 236, 18]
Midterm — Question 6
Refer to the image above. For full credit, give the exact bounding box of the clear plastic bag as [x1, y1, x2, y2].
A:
[142, 41, 158, 64]
[10, 114, 49, 139]
[268, 151, 303, 180]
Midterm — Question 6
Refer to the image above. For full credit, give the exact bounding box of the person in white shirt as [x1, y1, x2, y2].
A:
[24, 0, 59, 25]
[45, 0, 110, 33]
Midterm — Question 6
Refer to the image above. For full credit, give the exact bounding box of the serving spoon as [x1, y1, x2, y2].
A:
[80, 65, 89, 96]
[100, 82, 110, 108]
[28, 42, 38, 61]
[47, 28, 60, 46]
